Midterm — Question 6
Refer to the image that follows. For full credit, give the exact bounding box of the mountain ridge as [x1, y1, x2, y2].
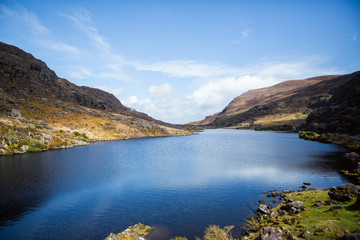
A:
[191, 72, 359, 129]
[0, 42, 190, 155]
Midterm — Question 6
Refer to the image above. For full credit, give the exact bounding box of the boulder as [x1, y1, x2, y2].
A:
[10, 109, 21, 118]
[328, 183, 359, 202]
[281, 201, 307, 215]
[343, 233, 360, 240]
[257, 204, 270, 215]
[344, 152, 360, 161]
[260, 227, 283, 240]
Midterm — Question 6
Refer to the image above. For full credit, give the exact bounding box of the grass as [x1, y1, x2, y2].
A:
[244, 189, 360, 239]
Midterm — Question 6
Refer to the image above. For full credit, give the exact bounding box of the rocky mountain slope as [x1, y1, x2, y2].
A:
[0, 42, 191, 155]
[192, 72, 359, 129]
[304, 72, 360, 135]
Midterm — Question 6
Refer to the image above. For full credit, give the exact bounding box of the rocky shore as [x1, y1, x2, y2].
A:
[241, 183, 360, 240]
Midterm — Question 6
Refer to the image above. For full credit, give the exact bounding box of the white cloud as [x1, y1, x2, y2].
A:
[148, 83, 175, 98]
[353, 34, 358, 41]
[241, 29, 251, 38]
[133, 60, 243, 78]
[125, 57, 342, 123]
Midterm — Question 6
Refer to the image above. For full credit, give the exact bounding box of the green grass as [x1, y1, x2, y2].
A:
[131, 223, 153, 237]
[245, 190, 360, 239]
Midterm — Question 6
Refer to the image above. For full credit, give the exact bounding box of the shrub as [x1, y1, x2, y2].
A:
[4, 129, 18, 145]
[25, 138, 46, 152]
[35, 125, 43, 129]
[203, 225, 235, 240]
[59, 129, 65, 133]
[73, 131, 81, 136]
[81, 133, 88, 139]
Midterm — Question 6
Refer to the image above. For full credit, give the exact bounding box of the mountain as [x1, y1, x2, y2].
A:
[0, 42, 190, 155]
[191, 72, 359, 129]
[304, 72, 360, 135]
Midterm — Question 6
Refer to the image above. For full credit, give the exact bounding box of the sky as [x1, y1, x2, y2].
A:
[0, 0, 359, 124]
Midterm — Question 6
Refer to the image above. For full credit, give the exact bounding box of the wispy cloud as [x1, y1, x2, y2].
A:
[62, 8, 111, 52]
[126, 56, 343, 123]
[353, 33, 358, 41]
[68, 67, 92, 79]
[0, 4, 81, 56]
[241, 29, 251, 38]
[62, 7, 128, 81]
[133, 60, 243, 78]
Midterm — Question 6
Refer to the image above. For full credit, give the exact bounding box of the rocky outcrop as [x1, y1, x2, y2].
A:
[105, 224, 153, 240]
[328, 183, 359, 202]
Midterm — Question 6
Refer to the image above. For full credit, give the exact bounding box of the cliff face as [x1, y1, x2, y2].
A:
[192, 72, 358, 129]
[0, 42, 190, 155]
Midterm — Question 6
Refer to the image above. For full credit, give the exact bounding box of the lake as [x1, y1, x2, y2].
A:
[0, 129, 351, 239]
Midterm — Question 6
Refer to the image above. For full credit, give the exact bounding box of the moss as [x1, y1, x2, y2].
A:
[131, 223, 153, 237]
[244, 189, 360, 239]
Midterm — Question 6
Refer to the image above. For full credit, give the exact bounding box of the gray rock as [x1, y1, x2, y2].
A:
[10, 109, 21, 118]
[281, 201, 307, 214]
[299, 230, 311, 238]
[344, 152, 360, 161]
[329, 205, 344, 211]
[328, 183, 359, 202]
[257, 204, 270, 215]
[260, 227, 283, 240]
[270, 211, 278, 219]
[343, 233, 360, 240]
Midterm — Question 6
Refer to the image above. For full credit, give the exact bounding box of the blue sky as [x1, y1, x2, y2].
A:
[1, 0, 359, 123]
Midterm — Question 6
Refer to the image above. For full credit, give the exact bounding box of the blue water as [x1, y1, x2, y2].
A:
[0, 129, 350, 239]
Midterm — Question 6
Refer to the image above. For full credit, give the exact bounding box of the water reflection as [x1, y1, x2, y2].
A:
[0, 129, 349, 239]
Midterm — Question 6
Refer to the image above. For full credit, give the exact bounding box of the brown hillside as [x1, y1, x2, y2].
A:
[192, 72, 359, 129]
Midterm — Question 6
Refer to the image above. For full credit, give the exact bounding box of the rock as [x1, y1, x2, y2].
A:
[344, 152, 360, 161]
[329, 206, 344, 211]
[281, 201, 307, 214]
[284, 217, 296, 225]
[0, 148, 7, 155]
[315, 228, 329, 234]
[10, 109, 21, 118]
[343, 233, 360, 240]
[259, 200, 267, 204]
[303, 182, 311, 186]
[270, 211, 278, 219]
[40, 133, 53, 141]
[267, 191, 280, 198]
[260, 227, 283, 240]
[328, 183, 359, 202]
[257, 204, 270, 215]
[21, 145, 29, 151]
[299, 230, 311, 238]
[314, 201, 323, 207]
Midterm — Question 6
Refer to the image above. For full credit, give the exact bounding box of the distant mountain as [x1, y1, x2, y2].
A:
[191, 72, 359, 129]
[0, 42, 190, 155]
